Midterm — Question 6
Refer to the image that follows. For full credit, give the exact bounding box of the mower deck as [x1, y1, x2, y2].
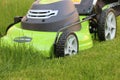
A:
[1, 16, 93, 57]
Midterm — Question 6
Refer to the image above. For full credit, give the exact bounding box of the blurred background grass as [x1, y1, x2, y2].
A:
[0, 0, 34, 35]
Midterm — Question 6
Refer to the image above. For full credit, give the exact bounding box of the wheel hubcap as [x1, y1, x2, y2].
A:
[64, 35, 78, 56]
[105, 12, 116, 40]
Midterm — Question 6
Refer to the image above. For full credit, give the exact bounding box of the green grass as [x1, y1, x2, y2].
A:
[0, 0, 34, 35]
[0, 0, 120, 80]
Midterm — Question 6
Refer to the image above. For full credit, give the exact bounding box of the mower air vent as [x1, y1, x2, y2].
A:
[27, 10, 58, 19]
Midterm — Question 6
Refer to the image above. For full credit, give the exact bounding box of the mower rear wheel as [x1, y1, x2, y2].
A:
[97, 8, 117, 41]
[55, 32, 79, 57]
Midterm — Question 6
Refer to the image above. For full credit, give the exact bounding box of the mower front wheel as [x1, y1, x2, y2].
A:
[55, 32, 79, 57]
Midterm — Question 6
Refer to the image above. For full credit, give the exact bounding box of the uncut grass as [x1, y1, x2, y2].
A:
[0, 0, 34, 74]
[0, 0, 120, 80]
[0, 38, 120, 80]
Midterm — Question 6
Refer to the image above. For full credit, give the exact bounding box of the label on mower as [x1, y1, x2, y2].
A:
[72, 0, 81, 4]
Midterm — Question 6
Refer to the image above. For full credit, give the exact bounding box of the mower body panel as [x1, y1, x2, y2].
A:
[1, 16, 93, 57]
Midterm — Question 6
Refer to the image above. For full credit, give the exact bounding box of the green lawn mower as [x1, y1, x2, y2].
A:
[1, 0, 120, 57]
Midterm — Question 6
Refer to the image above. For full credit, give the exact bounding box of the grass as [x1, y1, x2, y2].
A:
[0, 0, 120, 80]
[0, 0, 34, 35]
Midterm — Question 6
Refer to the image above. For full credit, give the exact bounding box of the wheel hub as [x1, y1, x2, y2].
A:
[64, 35, 78, 55]
[105, 12, 116, 40]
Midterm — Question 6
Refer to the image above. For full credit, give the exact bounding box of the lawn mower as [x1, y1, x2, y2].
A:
[1, 0, 120, 57]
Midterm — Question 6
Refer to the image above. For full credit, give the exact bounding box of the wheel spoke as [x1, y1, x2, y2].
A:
[105, 22, 110, 38]
[109, 29, 114, 40]
[105, 20, 111, 40]
[68, 37, 76, 47]
[69, 37, 76, 45]
[109, 13, 116, 39]
[110, 24, 116, 29]
[109, 12, 114, 21]
[106, 18, 111, 30]
[105, 30, 109, 37]
[105, 11, 116, 40]
[71, 46, 77, 54]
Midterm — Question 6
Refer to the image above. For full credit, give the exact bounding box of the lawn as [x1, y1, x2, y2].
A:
[0, 0, 120, 80]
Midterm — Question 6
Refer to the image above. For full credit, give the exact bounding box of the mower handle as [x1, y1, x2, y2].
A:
[54, 14, 96, 44]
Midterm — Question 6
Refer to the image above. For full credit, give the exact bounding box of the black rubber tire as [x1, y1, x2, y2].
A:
[55, 32, 79, 57]
[97, 8, 117, 41]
